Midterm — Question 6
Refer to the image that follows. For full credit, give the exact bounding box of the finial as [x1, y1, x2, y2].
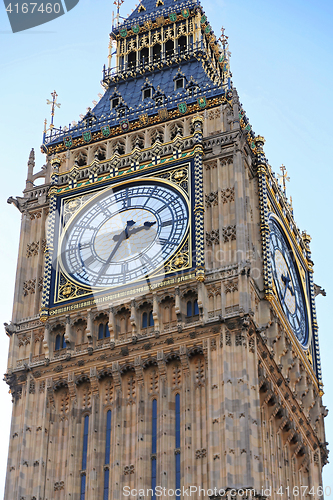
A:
[46, 91, 61, 129]
[301, 231, 312, 248]
[113, 0, 124, 27]
[26, 148, 35, 188]
[277, 164, 290, 194]
[50, 156, 61, 170]
[218, 26, 229, 47]
[28, 148, 35, 166]
[254, 135, 265, 150]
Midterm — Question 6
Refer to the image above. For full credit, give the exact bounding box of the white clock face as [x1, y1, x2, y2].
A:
[269, 216, 308, 347]
[59, 180, 189, 288]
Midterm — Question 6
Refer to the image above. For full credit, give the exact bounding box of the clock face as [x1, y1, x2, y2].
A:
[269, 217, 308, 347]
[59, 180, 189, 288]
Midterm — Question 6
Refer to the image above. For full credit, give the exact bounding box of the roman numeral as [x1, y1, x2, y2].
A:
[161, 220, 173, 227]
[71, 264, 84, 274]
[84, 255, 95, 266]
[79, 242, 92, 250]
[140, 254, 151, 264]
[159, 238, 177, 246]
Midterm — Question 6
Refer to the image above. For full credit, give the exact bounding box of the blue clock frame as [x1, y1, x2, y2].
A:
[268, 215, 309, 347]
[46, 159, 197, 312]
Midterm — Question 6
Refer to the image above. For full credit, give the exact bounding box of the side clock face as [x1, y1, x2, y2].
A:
[59, 180, 189, 288]
[269, 217, 308, 347]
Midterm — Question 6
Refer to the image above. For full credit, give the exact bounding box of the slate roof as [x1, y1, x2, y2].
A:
[43, 0, 227, 148]
[94, 61, 221, 118]
[114, 0, 199, 32]
[45, 55, 224, 147]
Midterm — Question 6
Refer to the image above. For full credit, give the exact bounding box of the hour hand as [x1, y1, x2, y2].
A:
[281, 273, 294, 298]
[129, 221, 157, 236]
[113, 220, 136, 241]
[144, 221, 156, 228]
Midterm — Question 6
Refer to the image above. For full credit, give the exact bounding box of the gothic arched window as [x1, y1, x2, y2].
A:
[153, 43, 161, 61]
[165, 39, 174, 57]
[98, 323, 110, 340]
[175, 393, 181, 497]
[186, 299, 199, 317]
[151, 399, 157, 499]
[142, 312, 148, 328]
[178, 35, 187, 54]
[55, 333, 66, 351]
[149, 311, 154, 327]
[80, 415, 89, 499]
[104, 410, 112, 499]
[140, 47, 149, 63]
[128, 50, 136, 68]
[142, 309, 154, 329]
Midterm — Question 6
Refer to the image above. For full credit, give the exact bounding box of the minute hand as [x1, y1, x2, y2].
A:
[113, 221, 157, 240]
[93, 229, 126, 285]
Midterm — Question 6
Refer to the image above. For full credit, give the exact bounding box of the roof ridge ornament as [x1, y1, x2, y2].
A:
[113, 0, 125, 27]
[43, 90, 61, 143]
[217, 26, 232, 90]
[277, 164, 290, 195]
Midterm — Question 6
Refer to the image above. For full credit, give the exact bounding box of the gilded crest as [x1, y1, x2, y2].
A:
[82, 131, 92, 143]
[178, 102, 187, 114]
[64, 136, 72, 148]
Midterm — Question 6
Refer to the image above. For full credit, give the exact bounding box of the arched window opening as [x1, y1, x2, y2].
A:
[95, 147, 106, 161]
[149, 311, 154, 327]
[55, 334, 61, 351]
[165, 40, 174, 57]
[178, 36, 187, 54]
[98, 323, 104, 340]
[186, 301, 192, 317]
[185, 294, 199, 321]
[114, 140, 125, 155]
[151, 399, 157, 499]
[175, 77, 185, 90]
[175, 394, 181, 498]
[128, 51, 136, 68]
[143, 88, 152, 100]
[142, 312, 148, 328]
[170, 122, 183, 140]
[98, 321, 110, 340]
[104, 410, 112, 500]
[80, 415, 89, 500]
[153, 43, 161, 61]
[142, 309, 154, 330]
[111, 97, 119, 109]
[76, 152, 87, 167]
[55, 333, 66, 351]
[140, 47, 149, 63]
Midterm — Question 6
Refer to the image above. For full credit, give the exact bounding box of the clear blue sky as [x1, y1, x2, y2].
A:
[0, 0, 332, 496]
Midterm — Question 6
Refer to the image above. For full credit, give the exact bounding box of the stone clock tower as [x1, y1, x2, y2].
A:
[4, 0, 328, 499]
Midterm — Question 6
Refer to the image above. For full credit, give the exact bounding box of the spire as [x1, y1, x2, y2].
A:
[277, 164, 290, 195]
[26, 148, 35, 189]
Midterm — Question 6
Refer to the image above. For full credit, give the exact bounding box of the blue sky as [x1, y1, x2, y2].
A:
[0, 0, 332, 495]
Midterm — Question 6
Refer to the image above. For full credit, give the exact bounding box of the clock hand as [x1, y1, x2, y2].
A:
[127, 220, 157, 236]
[94, 220, 135, 284]
[281, 274, 294, 300]
[113, 221, 156, 240]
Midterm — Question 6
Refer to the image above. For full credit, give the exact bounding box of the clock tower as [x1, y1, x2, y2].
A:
[4, 0, 328, 499]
